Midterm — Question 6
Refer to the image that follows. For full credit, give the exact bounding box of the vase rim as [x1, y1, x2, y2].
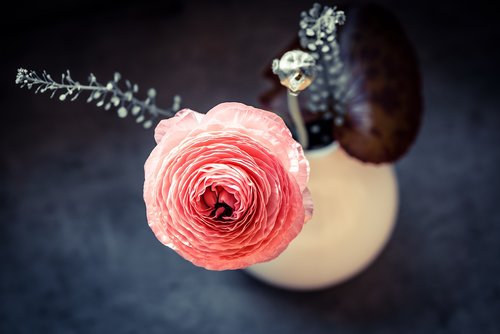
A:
[305, 141, 338, 159]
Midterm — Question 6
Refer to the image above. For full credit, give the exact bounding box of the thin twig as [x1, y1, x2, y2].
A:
[287, 91, 309, 149]
[16, 68, 181, 129]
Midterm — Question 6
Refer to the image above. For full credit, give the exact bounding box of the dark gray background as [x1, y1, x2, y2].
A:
[1, 1, 499, 333]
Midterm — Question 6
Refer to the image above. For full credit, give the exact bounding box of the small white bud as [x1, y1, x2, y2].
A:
[335, 116, 344, 126]
[147, 88, 156, 98]
[308, 43, 317, 51]
[143, 120, 153, 129]
[310, 124, 321, 133]
[117, 107, 128, 118]
[131, 105, 141, 115]
[111, 96, 120, 107]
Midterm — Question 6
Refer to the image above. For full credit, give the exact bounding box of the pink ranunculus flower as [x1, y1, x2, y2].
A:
[143, 102, 313, 270]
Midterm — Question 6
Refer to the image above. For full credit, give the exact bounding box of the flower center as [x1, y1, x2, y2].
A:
[212, 202, 233, 220]
[201, 186, 236, 221]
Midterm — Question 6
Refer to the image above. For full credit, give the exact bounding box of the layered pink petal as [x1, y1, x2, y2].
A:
[202, 102, 310, 192]
[143, 102, 313, 270]
[154, 108, 204, 144]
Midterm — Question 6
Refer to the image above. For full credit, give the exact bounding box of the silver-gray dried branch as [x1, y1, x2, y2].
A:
[299, 3, 346, 125]
[15, 68, 181, 129]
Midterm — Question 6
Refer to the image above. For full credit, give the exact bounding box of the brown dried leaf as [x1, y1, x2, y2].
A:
[335, 4, 423, 163]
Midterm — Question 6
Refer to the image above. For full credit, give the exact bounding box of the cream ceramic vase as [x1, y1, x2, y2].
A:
[246, 143, 398, 290]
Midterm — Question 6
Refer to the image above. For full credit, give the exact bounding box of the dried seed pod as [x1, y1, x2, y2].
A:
[335, 4, 423, 163]
[272, 50, 316, 95]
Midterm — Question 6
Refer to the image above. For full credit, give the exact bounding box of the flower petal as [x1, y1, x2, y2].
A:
[144, 103, 313, 270]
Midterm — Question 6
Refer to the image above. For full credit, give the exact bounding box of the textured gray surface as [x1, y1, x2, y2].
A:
[1, 1, 500, 333]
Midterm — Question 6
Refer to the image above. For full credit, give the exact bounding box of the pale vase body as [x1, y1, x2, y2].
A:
[246, 143, 398, 290]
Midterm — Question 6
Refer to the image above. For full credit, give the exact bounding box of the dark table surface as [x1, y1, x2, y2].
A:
[1, 1, 499, 333]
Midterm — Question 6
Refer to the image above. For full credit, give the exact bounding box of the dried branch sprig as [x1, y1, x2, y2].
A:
[299, 3, 346, 125]
[16, 68, 181, 129]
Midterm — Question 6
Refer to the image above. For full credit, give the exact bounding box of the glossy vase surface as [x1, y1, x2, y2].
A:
[246, 143, 398, 290]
